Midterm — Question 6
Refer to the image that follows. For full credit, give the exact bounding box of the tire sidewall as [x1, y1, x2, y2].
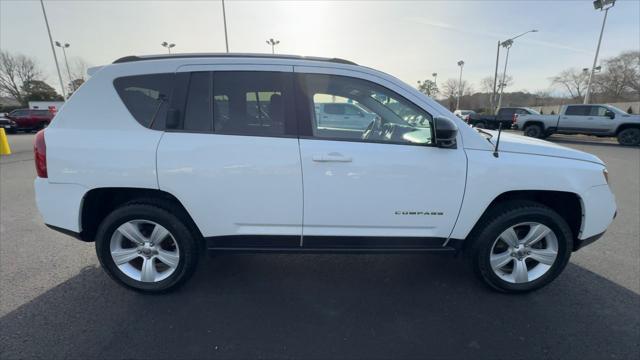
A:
[474, 205, 572, 293]
[95, 204, 198, 293]
[524, 125, 541, 138]
[618, 128, 640, 146]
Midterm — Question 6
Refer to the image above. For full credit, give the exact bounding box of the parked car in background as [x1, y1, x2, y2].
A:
[35, 53, 616, 294]
[6, 108, 54, 132]
[0, 113, 17, 133]
[315, 102, 376, 130]
[514, 104, 640, 146]
[468, 107, 539, 129]
[453, 109, 475, 122]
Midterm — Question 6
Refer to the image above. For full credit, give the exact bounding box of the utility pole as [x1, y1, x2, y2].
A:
[456, 60, 464, 111]
[496, 40, 513, 112]
[584, 0, 616, 104]
[491, 40, 501, 114]
[222, 0, 229, 52]
[39, 0, 67, 99]
[493, 29, 538, 113]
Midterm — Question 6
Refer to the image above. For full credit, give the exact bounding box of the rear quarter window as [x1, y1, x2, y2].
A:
[114, 73, 174, 128]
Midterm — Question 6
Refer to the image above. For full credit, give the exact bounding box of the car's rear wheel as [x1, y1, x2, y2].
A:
[617, 128, 640, 146]
[470, 200, 572, 293]
[523, 124, 543, 138]
[95, 203, 199, 293]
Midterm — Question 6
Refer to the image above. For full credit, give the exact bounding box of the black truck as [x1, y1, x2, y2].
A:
[467, 107, 539, 130]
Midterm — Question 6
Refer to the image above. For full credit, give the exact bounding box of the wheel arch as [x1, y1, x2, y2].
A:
[462, 190, 583, 252]
[615, 123, 640, 135]
[79, 187, 204, 243]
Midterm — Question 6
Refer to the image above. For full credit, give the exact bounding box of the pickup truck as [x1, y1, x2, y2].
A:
[513, 104, 640, 146]
[467, 107, 539, 130]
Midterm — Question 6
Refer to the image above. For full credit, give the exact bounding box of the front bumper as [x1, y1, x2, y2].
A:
[575, 184, 617, 249]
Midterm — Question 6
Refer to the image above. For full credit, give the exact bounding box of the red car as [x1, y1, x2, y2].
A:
[5, 108, 54, 132]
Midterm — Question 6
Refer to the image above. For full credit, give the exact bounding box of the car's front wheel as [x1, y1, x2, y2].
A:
[95, 202, 200, 293]
[470, 200, 572, 293]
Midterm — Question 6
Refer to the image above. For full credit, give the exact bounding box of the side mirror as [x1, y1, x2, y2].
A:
[605, 110, 615, 119]
[434, 116, 458, 148]
[165, 108, 181, 129]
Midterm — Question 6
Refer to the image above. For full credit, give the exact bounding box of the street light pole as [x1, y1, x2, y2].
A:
[266, 38, 280, 54]
[39, 0, 67, 100]
[55, 42, 73, 92]
[491, 40, 501, 114]
[161, 41, 176, 54]
[493, 29, 538, 113]
[496, 40, 513, 112]
[584, 0, 615, 104]
[221, 0, 229, 52]
[456, 60, 464, 110]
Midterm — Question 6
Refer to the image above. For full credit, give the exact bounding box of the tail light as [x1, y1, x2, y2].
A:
[34, 130, 47, 178]
[512, 114, 519, 124]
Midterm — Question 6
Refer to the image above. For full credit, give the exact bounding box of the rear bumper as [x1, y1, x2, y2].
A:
[34, 178, 87, 233]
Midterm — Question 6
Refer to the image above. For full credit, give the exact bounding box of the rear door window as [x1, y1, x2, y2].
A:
[212, 71, 295, 137]
[565, 106, 590, 116]
[114, 73, 174, 128]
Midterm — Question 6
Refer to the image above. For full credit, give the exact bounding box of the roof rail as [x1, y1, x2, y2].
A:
[113, 53, 357, 66]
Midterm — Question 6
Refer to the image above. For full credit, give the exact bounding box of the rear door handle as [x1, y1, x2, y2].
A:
[312, 153, 352, 162]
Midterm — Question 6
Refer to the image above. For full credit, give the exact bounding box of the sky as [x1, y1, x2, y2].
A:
[1, 0, 639, 97]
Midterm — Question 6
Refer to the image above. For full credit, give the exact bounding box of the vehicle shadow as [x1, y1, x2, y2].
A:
[1, 254, 639, 360]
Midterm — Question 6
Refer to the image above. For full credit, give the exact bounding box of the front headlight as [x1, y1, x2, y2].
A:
[603, 168, 609, 184]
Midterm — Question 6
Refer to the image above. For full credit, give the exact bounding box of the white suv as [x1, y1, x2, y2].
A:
[34, 54, 616, 293]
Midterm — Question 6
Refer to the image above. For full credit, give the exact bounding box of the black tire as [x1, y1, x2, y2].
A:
[523, 124, 543, 138]
[617, 128, 640, 146]
[6, 128, 16, 134]
[469, 200, 572, 293]
[474, 122, 486, 129]
[95, 202, 200, 293]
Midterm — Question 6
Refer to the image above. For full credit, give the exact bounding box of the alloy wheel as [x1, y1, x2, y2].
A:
[109, 219, 180, 282]
[489, 222, 558, 284]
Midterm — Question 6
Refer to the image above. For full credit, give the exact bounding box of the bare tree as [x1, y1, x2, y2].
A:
[596, 51, 640, 99]
[70, 57, 90, 82]
[480, 75, 513, 93]
[550, 68, 589, 99]
[417, 79, 439, 97]
[0, 51, 42, 105]
[441, 78, 472, 110]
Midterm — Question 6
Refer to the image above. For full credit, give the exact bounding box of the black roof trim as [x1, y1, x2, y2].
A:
[113, 53, 357, 66]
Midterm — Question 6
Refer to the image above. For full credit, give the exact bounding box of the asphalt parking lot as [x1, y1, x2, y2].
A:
[1, 132, 638, 359]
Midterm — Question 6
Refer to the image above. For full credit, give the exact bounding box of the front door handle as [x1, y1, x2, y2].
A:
[312, 153, 352, 162]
